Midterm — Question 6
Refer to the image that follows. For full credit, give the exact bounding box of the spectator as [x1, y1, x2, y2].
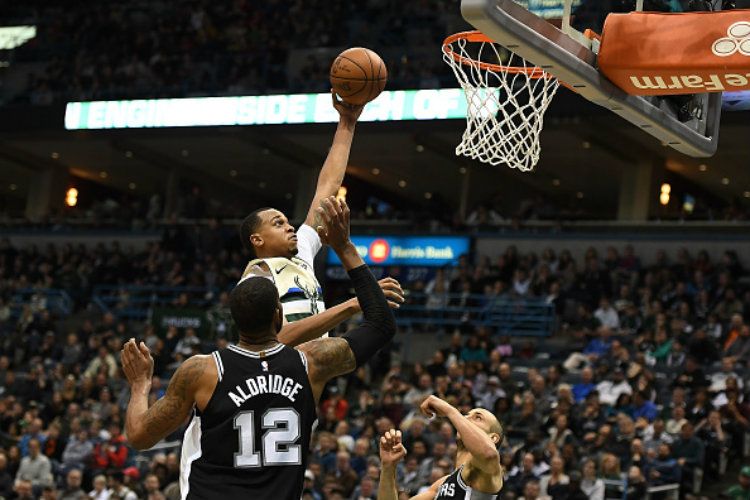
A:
[644, 443, 681, 486]
[539, 455, 569, 497]
[0, 452, 13, 499]
[594, 297, 620, 330]
[631, 390, 658, 422]
[580, 459, 604, 500]
[15, 438, 54, 491]
[89, 474, 110, 500]
[671, 422, 705, 491]
[59, 468, 86, 500]
[722, 466, 750, 500]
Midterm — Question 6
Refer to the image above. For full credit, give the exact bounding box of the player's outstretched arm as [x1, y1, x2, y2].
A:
[298, 196, 396, 399]
[420, 396, 502, 476]
[377, 429, 445, 500]
[303, 92, 364, 228]
[122, 339, 209, 449]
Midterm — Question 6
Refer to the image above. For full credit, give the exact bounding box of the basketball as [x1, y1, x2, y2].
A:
[330, 47, 388, 106]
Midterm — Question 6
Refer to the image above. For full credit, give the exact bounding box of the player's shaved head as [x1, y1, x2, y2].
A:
[230, 276, 282, 341]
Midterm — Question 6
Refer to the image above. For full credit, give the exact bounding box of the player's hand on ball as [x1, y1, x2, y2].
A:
[316, 196, 351, 250]
[121, 338, 154, 388]
[379, 429, 407, 467]
[332, 90, 364, 124]
[420, 395, 454, 419]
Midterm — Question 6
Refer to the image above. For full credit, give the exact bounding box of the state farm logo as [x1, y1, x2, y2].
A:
[712, 22, 750, 57]
[368, 239, 390, 264]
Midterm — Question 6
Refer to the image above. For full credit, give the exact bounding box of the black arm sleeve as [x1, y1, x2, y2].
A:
[341, 264, 397, 367]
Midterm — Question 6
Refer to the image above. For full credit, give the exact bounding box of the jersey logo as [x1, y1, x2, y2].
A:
[438, 482, 456, 497]
[261, 361, 269, 372]
[294, 276, 320, 315]
[275, 264, 289, 274]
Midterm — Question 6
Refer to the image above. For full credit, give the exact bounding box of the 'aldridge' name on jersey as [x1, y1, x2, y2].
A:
[180, 343, 316, 500]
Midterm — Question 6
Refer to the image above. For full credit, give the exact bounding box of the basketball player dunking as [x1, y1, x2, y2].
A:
[121, 197, 397, 499]
[378, 395, 505, 500]
[238, 92, 403, 345]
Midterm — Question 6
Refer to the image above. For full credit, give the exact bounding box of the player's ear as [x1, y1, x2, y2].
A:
[490, 433, 500, 445]
[250, 233, 264, 250]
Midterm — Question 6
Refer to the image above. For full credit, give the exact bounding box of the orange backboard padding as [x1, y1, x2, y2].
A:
[598, 9, 750, 96]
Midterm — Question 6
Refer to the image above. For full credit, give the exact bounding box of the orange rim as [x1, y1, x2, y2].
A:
[443, 30, 551, 79]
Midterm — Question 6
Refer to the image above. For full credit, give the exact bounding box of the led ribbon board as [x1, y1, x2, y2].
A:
[326, 236, 470, 267]
[64, 89, 493, 130]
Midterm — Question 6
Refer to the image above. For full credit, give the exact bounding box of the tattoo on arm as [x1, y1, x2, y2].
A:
[141, 356, 206, 440]
[302, 338, 356, 384]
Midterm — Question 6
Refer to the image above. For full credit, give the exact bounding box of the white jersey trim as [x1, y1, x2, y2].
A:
[295, 224, 322, 268]
[212, 351, 224, 382]
[298, 351, 309, 374]
[228, 343, 285, 359]
[180, 414, 203, 500]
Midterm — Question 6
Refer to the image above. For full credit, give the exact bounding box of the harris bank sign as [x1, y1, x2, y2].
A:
[327, 236, 470, 267]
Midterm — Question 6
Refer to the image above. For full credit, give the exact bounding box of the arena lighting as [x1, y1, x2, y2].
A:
[660, 183, 671, 206]
[661, 183, 671, 195]
[0, 26, 36, 50]
[337, 186, 347, 203]
[65, 188, 78, 207]
[64, 88, 497, 130]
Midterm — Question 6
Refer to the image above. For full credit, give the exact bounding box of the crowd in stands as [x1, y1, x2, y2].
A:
[1, 229, 750, 499]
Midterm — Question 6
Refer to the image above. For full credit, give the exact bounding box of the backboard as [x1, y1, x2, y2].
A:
[459, 0, 725, 157]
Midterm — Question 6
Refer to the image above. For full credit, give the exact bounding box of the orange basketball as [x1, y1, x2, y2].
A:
[330, 47, 388, 106]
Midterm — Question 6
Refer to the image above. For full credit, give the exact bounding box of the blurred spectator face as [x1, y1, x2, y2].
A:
[412, 441, 427, 458]
[67, 469, 82, 488]
[583, 459, 596, 479]
[15, 479, 33, 498]
[28, 438, 40, 457]
[93, 475, 107, 492]
[581, 367, 593, 383]
[144, 474, 160, 493]
[523, 453, 535, 471]
[405, 456, 418, 472]
[419, 373, 432, 389]
[631, 439, 643, 455]
[335, 451, 350, 471]
[680, 422, 694, 440]
[41, 487, 57, 500]
[658, 443, 671, 459]
[366, 465, 379, 481]
[653, 419, 665, 435]
[550, 455, 564, 474]
[432, 442, 446, 458]
[523, 480, 540, 499]
[360, 477, 374, 497]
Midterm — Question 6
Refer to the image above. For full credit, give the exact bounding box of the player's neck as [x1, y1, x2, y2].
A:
[455, 450, 472, 469]
[237, 334, 280, 352]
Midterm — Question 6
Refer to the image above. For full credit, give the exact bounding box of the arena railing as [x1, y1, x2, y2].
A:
[9, 288, 73, 318]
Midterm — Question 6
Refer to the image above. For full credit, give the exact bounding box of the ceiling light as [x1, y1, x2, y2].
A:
[128, 182, 136, 190]
[660, 183, 671, 195]
[9, 183, 17, 191]
[698, 164, 707, 172]
[99, 171, 108, 179]
[459, 167, 467, 174]
[576, 191, 584, 199]
[416, 144, 425, 153]
[552, 179, 561, 187]
[721, 177, 729, 185]
[398, 180, 407, 188]
[125, 151, 133, 158]
[229, 169, 238, 177]
[424, 192, 432, 199]
[743, 191, 750, 198]
[51, 152, 59, 159]
[582, 141, 591, 149]
[372, 168, 380, 175]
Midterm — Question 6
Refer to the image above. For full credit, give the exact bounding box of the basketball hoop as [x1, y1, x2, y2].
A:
[442, 31, 560, 172]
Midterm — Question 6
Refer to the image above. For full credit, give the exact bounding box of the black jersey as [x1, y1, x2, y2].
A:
[434, 465, 502, 500]
[180, 343, 316, 500]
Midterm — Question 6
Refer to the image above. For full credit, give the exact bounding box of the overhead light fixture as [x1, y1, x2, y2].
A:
[229, 169, 238, 177]
[99, 171, 108, 179]
[128, 182, 136, 190]
[721, 177, 730, 185]
[576, 191, 584, 199]
[552, 179, 561, 187]
[459, 167, 467, 174]
[9, 183, 17, 191]
[698, 164, 707, 172]
[582, 141, 591, 149]
[398, 180, 407, 188]
[424, 192, 433, 199]
[415, 144, 425, 153]
[744, 191, 750, 198]
[125, 150, 133, 158]
[51, 152, 59, 159]
[65, 187, 78, 207]
[660, 183, 671, 206]
[371, 168, 380, 175]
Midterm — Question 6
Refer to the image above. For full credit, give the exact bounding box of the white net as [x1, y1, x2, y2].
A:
[442, 33, 560, 172]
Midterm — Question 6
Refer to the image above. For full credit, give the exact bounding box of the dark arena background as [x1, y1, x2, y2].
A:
[0, 1, 749, 499]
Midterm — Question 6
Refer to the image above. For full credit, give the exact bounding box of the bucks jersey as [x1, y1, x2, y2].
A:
[180, 343, 316, 500]
[434, 465, 502, 500]
[241, 224, 326, 324]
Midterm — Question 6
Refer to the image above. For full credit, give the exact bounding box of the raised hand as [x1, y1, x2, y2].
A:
[121, 338, 154, 388]
[332, 90, 364, 126]
[420, 395, 455, 419]
[379, 429, 407, 467]
[315, 196, 351, 251]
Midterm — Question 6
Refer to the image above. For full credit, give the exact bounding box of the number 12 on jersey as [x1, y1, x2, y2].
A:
[233, 408, 302, 467]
